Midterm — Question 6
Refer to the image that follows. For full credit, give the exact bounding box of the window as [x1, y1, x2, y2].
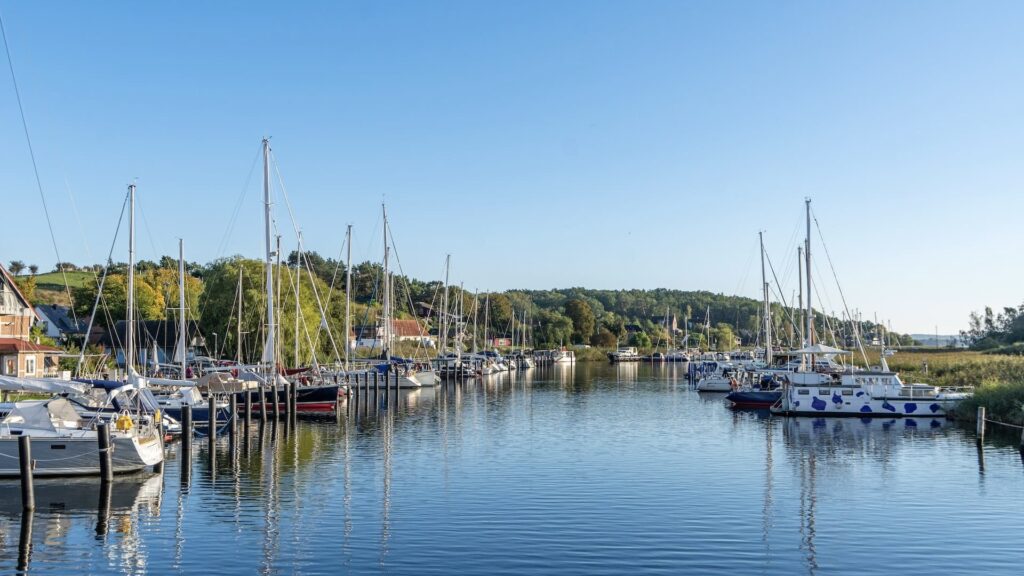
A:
[25, 356, 35, 375]
[819, 389, 832, 395]
[797, 389, 810, 395]
[842, 389, 854, 396]
[3, 357, 13, 375]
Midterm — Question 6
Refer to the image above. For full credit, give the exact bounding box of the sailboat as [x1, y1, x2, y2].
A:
[0, 184, 164, 476]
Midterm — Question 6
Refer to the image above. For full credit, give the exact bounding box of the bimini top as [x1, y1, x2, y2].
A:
[782, 344, 852, 356]
[1, 398, 85, 432]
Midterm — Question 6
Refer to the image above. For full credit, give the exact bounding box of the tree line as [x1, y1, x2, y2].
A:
[19, 250, 916, 365]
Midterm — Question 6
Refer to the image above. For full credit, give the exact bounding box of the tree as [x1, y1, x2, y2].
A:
[28, 264, 38, 275]
[591, 327, 617, 347]
[8, 261, 25, 276]
[564, 298, 595, 344]
[14, 275, 36, 303]
[55, 262, 78, 272]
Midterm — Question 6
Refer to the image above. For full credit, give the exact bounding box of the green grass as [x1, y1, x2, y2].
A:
[31, 270, 92, 289]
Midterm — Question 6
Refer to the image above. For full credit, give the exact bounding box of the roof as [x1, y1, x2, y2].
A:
[35, 304, 88, 334]
[0, 337, 62, 354]
[0, 263, 38, 320]
[392, 319, 427, 338]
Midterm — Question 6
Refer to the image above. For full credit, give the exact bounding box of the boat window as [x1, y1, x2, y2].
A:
[818, 389, 831, 395]
[50, 444, 66, 450]
[842, 389, 854, 396]
[797, 389, 810, 395]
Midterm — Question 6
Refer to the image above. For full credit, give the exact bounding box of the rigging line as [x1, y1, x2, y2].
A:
[0, 13, 77, 314]
[811, 210, 869, 366]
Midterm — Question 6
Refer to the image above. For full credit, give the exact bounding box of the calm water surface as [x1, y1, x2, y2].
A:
[2, 363, 1023, 575]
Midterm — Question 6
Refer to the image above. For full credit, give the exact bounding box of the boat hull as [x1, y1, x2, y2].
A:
[726, 390, 781, 408]
[0, 428, 163, 478]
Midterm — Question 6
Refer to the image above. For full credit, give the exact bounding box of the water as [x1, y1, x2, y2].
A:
[2, 363, 1024, 575]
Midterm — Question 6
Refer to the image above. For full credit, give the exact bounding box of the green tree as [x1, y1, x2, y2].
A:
[591, 327, 617, 347]
[564, 298, 596, 344]
[8, 261, 25, 276]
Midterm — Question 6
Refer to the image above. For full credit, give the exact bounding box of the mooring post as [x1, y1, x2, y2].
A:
[244, 389, 252, 428]
[17, 509, 33, 573]
[977, 406, 986, 443]
[272, 381, 280, 419]
[229, 394, 238, 440]
[290, 381, 298, 419]
[182, 404, 193, 455]
[208, 396, 217, 452]
[373, 370, 379, 394]
[282, 381, 291, 420]
[18, 435, 34, 511]
[96, 477, 112, 536]
[259, 386, 267, 424]
[97, 422, 113, 483]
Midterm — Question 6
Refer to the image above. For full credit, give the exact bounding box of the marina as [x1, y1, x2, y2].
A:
[1, 363, 1023, 575]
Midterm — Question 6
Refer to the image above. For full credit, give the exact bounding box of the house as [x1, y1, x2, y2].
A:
[0, 263, 62, 378]
[354, 319, 436, 349]
[36, 304, 88, 343]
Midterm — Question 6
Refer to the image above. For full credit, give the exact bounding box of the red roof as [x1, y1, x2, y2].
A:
[391, 319, 427, 338]
[0, 338, 62, 354]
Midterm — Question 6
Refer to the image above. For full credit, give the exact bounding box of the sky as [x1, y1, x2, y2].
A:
[0, 0, 1021, 335]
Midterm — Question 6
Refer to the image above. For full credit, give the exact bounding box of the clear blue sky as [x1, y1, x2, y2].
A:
[1, 1, 1021, 335]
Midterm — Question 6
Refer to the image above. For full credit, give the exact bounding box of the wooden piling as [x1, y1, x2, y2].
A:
[208, 396, 217, 451]
[282, 382, 291, 419]
[18, 435, 34, 511]
[17, 510, 33, 573]
[97, 422, 113, 483]
[272, 381, 280, 419]
[181, 404, 192, 455]
[96, 478, 112, 536]
[229, 395, 238, 438]
[259, 386, 267, 424]
[373, 370, 379, 394]
[977, 406, 986, 442]
[244, 389, 253, 428]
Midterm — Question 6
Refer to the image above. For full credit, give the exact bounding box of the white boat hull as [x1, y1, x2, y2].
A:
[696, 377, 733, 392]
[0, 428, 163, 477]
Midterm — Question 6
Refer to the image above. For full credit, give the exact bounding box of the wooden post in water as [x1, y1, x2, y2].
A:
[229, 395, 238, 441]
[272, 381, 280, 419]
[96, 477, 112, 536]
[282, 381, 291, 420]
[181, 404, 192, 455]
[17, 510, 33, 572]
[18, 436, 34, 511]
[208, 396, 217, 453]
[97, 422, 113, 483]
[373, 370, 379, 394]
[977, 406, 986, 443]
[244, 389, 252, 428]
[259, 386, 266, 424]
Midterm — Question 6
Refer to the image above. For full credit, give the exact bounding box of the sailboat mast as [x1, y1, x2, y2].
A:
[126, 183, 136, 378]
[262, 138, 276, 372]
[797, 245, 804, 346]
[441, 254, 451, 356]
[805, 199, 813, 347]
[178, 238, 187, 377]
[759, 231, 772, 364]
[344, 224, 352, 371]
[236, 266, 243, 363]
[382, 204, 391, 362]
[295, 233, 302, 368]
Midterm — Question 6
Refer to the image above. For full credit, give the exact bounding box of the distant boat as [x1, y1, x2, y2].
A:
[608, 347, 640, 363]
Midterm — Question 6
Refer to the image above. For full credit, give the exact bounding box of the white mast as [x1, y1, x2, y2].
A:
[382, 204, 391, 362]
[295, 232, 302, 368]
[236, 266, 243, 363]
[344, 224, 352, 371]
[797, 245, 804, 347]
[483, 293, 490, 350]
[177, 238, 187, 376]
[261, 138, 276, 371]
[126, 183, 136, 379]
[805, 198, 814, 368]
[441, 255, 450, 355]
[759, 231, 772, 365]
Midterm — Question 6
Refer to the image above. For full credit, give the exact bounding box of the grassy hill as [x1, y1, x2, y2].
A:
[32, 270, 92, 290]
